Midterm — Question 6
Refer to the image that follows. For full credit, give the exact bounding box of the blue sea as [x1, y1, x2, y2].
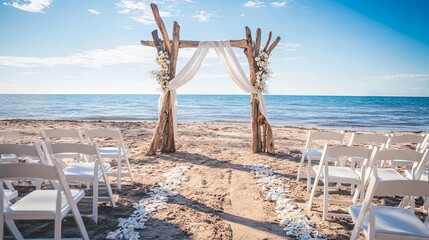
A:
[0, 94, 428, 131]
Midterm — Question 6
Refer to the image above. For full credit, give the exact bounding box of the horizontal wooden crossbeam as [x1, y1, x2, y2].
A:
[141, 39, 248, 49]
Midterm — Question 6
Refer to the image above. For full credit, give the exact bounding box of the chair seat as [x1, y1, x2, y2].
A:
[1, 154, 19, 161]
[63, 162, 111, 181]
[405, 169, 428, 180]
[313, 165, 360, 183]
[377, 169, 407, 181]
[99, 147, 129, 158]
[391, 159, 415, 167]
[5, 189, 84, 220]
[304, 149, 323, 159]
[349, 205, 429, 239]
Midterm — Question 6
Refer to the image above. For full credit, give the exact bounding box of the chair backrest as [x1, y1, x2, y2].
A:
[0, 162, 60, 181]
[348, 133, 389, 148]
[84, 128, 126, 150]
[322, 145, 374, 160]
[386, 133, 426, 150]
[304, 130, 345, 151]
[41, 129, 85, 143]
[0, 143, 48, 164]
[0, 130, 21, 143]
[44, 141, 101, 163]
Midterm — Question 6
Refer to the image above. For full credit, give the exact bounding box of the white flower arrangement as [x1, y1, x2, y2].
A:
[151, 50, 170, 92]
[254, 50, 272, 93]
[106, 166, 190, 240]
[250, 164, 325, 240]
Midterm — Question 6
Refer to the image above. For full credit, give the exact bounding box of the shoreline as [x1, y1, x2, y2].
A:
[1, 118, 426, 133]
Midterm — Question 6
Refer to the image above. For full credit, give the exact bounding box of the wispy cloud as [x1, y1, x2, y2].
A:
[271, 1, 290, 8]
[0, 45, 155, 68]
[240, 13, 245, 17]
[277, 42, 302, 51]
[283, 56, 304, 61]
[242, 1, 266, 8]
[192, 10, 213, 22]
[365, 73, 429, 81]
[88, 9, 101, 15]
[183, 0, 195, 3]
[116, 0, 173, 25]
[3, 0, 52, 13]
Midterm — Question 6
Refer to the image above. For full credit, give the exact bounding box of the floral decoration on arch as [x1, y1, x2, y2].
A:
[254, 49, 272, 93]
[151, 50, 170, 92]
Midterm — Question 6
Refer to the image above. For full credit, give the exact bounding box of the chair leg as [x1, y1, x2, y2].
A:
[124, 155, 133, 182]
[69, 198, 90, 240]
[0, 214, 3, 240]
[54, 215, 62, 240]
[102, 170, 116, 208]
[297, 153, 306, 180]
[117, 155, 122, 190]
[307, 168, 321, 210]
[323, 178, 329, 220]
[5, 220, 24, 240]
[93, 178, 99, 224]
[307, 158, 312, 193]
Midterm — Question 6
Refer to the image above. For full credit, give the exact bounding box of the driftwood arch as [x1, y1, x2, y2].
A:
[142, 3, 280, 156]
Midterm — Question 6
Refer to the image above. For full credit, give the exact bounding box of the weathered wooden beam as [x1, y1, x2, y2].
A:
[263, 31, 272, 52]
[151, 30, 163, 53]
[151, 3, 172, 54]
[266, 36, 281, 55]
[146, 93, 169, 155]
[170, 21, 180, 78]
[254, 28, 261, 56]
[141, 39, 248, 49]
[245, 27, 256, 85]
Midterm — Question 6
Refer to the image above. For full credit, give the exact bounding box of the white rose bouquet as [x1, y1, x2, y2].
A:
[254, 50, 272, 93]
[151, 50, 170, 92]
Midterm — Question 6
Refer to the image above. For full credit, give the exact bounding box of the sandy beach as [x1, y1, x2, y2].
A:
[1, 119, 423, 239]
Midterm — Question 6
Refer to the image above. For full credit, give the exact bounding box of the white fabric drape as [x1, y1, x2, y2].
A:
[158, 40, 268, 134]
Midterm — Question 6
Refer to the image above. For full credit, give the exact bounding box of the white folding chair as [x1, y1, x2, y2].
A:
[307, 145, 374, 220]
[44, 142, 116, 224]
[84, 128, 133, 189]
[386, 133, 426, 168]
[349, 177, 429, 240]
[0, 130, 22, 162]
[297, 130, 344, 192]
[41, 129, 87, 163]
[0, 149, 89, 240]
[347, 132, 389, 167]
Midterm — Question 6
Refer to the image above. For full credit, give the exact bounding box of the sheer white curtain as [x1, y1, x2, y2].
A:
[158, 41, 268, 134]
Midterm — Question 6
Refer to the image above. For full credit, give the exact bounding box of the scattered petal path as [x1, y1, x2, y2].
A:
[107, 166, 190, 240]
[250, 164, 325, 240]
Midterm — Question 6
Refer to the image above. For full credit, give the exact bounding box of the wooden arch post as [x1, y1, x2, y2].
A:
[142, 3, 280, 155]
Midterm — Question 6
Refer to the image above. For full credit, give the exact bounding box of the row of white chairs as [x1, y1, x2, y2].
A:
[298, 130, 429, 239]
[1, 128, 134, 189]
[0, 143, 98, 239]
[297, 131, 429, 192]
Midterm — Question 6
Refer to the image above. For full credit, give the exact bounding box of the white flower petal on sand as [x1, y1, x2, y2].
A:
[250, 164, 325, 240]
[107, 165, 190, 240]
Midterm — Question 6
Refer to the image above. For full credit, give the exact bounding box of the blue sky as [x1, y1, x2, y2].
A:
[0, 0, 428, 96]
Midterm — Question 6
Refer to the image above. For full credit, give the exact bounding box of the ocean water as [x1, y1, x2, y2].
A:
[0, 94, 428, 131]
